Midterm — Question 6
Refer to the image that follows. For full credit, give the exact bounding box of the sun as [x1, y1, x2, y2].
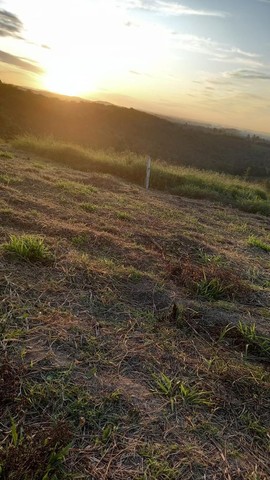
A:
[38, 1, 167, 98]
[42, 56, 97, 97]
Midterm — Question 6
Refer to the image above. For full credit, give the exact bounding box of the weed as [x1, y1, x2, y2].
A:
[152, 373, 212, 409]
[178, 383, 212, 406]
[3, 235, 53, 262]
[248, 235, 270, 252]
[237, 321, 270, 359]
[152, 372, 174, 398]
[218, 323, 235, 342]
[219, 321, 270, 359]
[196, 274, 226, 301]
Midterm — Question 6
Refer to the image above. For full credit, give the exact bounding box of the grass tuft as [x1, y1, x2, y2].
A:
[237, 321, 270, 359]
[152, 372, 212, 409]
[248, 235, 270, 252]
[0, 150, 13, 159]
[2, 235, 53, 262]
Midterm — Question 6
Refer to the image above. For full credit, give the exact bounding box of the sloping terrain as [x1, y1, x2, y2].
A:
[1, 81, 270, 177]
[0, 141, 270, 479]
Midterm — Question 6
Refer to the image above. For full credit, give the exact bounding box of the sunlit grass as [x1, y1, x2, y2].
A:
[13, 135, 270, 215]
[248, 235, 270, 252]
[3, 235, 52, 262]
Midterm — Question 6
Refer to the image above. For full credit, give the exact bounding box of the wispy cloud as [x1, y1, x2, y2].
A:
[171, 33, 262, 67]
[0, 9, 23, 38]
[229, 69, 270, 80]
[0, 50, 43, 74]
[119, 0, 228, 17]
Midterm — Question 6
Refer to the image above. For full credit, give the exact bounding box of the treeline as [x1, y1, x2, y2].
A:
[1, 81, 270, 176]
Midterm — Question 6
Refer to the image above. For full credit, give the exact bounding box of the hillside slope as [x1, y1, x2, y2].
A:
[1, 81, 270, 177]
[0, 141, 270, 479]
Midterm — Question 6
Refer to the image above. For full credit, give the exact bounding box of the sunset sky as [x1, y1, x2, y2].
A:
[1, 0, 270, 133]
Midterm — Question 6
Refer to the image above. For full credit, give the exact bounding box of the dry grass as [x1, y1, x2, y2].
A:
[169, 257, 251, 301]
[13, 134, 270, 216]
[0, 143, 269, 479]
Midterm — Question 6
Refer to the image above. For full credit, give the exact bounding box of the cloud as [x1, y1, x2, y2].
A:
[229, 69, 270, 80]
[0, 9, 23, 38]
[0, 50, 44, 74]
[119, 0, 228, 17]
[171, 33, 262, 67]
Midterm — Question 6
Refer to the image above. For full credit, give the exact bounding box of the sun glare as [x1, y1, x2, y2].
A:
[38, 1, 167, 97]
[43, 56, 97, 96]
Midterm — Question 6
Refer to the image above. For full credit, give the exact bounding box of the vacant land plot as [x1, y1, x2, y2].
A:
[0, 140, 269, 479]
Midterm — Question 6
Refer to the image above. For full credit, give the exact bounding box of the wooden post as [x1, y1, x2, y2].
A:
[145, 156, 151, 190]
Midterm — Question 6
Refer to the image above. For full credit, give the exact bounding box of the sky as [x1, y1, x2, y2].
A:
[1, 0, 270, 133]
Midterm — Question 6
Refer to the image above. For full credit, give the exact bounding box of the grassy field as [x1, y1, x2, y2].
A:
[14, 135, 270, 216]
[0, 139, 270, 479]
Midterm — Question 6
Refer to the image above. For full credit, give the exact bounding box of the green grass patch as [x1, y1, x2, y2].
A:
[248, 235, 270, 252]
[79, 202, 96, 212]
[56, 180, 97, 196]
[2, 235, 53, 262]
[196, 275, 226, 301]
[0, 150, 13, 159]
[116, 211, 132, 221]
[0, 174, 20, 185]
[13, 135, 270, 216]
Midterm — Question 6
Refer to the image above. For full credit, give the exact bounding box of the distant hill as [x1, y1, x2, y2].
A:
[1, 81, 270, 176]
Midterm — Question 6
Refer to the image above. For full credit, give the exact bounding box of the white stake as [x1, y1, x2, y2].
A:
[145, 156, 151, 190]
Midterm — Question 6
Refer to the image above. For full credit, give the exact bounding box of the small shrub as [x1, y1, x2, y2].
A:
[248, 235, 270, 252]
[3, 235, 52, 262]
